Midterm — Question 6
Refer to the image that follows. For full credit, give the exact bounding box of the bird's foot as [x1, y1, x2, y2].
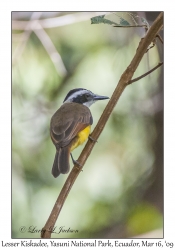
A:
[70, 153, 83, 171]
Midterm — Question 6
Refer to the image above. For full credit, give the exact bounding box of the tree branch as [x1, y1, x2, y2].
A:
[41, 12, 163, 238]
[128, 62, 163, 85]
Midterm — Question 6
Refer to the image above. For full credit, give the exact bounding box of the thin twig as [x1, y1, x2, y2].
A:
[12, 12, 43, 65]
[41, 12, 163, 239]
[128, 62, 163, 85]
[12, 12, 108, 30]
[156, 34, 163, 44]
[34, 23, 67, 77]
[12, 13, 67, 77]
[113, 25, 147, 28]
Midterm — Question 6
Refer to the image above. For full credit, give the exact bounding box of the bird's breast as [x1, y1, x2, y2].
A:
[70, 125, 91, 151]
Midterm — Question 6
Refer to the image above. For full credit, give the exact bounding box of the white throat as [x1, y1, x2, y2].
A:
[83, 100, 96, 107]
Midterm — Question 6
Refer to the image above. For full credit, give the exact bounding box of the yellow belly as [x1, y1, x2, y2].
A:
[70, 125, 91, 151]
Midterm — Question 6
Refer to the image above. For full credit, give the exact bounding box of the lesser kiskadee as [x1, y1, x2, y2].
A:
[50, 88, 109, 178]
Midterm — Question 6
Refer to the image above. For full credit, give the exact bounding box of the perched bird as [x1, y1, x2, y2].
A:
[50, 88, 109, 177]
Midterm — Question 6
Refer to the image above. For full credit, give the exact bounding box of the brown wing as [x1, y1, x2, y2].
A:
[50, 102, 93, 149]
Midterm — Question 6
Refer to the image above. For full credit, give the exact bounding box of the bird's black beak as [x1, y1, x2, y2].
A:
[94, 94, 109, 101]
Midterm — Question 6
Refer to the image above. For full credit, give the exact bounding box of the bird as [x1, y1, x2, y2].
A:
[50, 88, 109, 178]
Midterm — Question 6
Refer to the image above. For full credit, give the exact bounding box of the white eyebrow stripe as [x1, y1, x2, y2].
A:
[64, 89, 92, 102]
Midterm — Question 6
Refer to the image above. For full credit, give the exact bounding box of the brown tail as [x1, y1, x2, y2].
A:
[52, 147, 70, 178]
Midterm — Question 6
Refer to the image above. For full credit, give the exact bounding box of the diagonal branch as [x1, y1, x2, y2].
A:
[41, 12, 163, 238]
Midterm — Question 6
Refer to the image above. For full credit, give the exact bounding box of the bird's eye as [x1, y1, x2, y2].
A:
[85, 94, 90, 98]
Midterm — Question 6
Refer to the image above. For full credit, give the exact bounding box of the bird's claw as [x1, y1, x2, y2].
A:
[70, 153, 82, 168]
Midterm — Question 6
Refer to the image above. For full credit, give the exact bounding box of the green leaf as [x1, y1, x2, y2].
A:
[119, 17, 130, 26]
[141, 17, 150, 29]
[91, 15, 119, 26]
[91, 12, 149, 29]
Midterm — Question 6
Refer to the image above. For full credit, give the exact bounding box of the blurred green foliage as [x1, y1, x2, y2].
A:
[12, 12, 163, 238]
[127, 202, 163, 235]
